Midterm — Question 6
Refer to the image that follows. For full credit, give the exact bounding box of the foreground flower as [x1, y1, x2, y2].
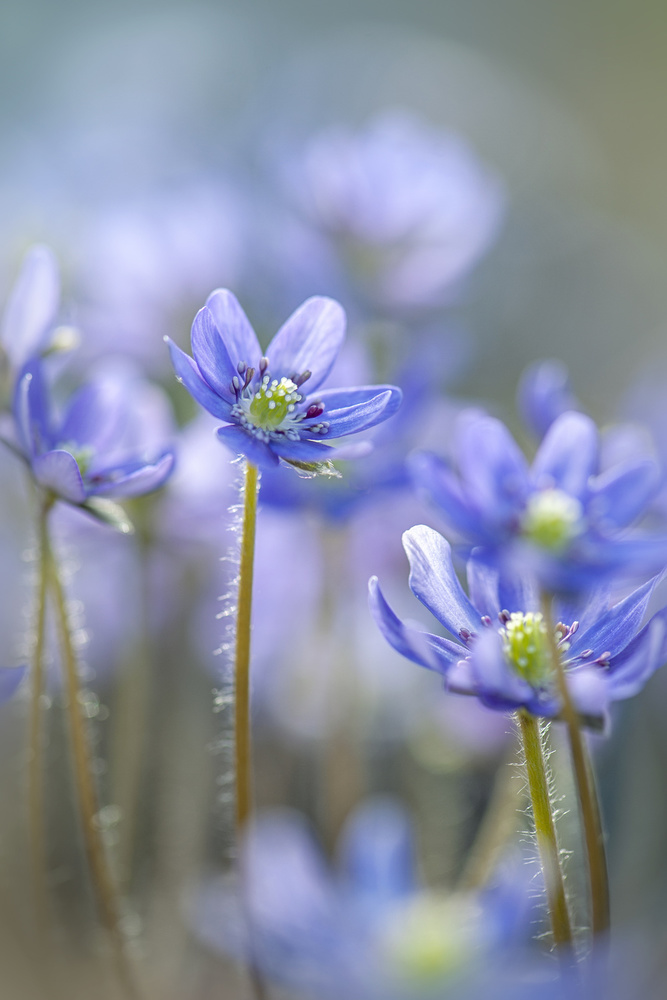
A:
[11, 358, 175, 514]
[411, 408, 667, 591]
[167, 290, 402, 471]
[369, 525, 667, 727]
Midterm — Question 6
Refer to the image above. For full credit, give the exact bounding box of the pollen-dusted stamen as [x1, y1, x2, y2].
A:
[500, 611, 552, 686]
[521, 488, 585, 553]
[248, 375, 302, 430]
[294, 370, 312, 387]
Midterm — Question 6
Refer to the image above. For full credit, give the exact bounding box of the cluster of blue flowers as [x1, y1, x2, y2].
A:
[1, 112, 666, 1000]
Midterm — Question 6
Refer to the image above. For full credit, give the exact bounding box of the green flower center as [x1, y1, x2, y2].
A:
[248, 375, 300, 430]
[521, 488, 584, 553]
[59, 441, 96, 476]
[383, 895, 481, 984]
[500, 612, 551, 686]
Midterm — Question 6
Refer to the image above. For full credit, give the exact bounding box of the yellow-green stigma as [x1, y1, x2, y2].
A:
[521, 488, 584, 553]
[501, 612, 551, 686]
[383, 895, 481, 984]
[248, 375, 300, 430]
[59, 442, 95, 476]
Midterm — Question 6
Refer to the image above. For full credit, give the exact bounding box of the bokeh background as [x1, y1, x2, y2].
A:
[1, 2, 667, 998]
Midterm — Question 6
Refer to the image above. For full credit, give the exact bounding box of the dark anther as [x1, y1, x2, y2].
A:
[481, 615, 492, 627]
[244, 367, 255, 389]
[306, 402, 324, 419]
[259, 357, 269, 375]
[295, 370, 312, 387]
[237, 361, 247, 374]
[498, 610, 510, 624]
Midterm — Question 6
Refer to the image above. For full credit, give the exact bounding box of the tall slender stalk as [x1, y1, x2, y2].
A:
[234, 460, 259, 832]
[48, 521, 139, 999]
[517, 710, 573, 953]
[28, 497, 53, 922]
[541, 593, 610, 938]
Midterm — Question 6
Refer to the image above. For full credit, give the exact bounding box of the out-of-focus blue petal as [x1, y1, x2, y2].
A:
[14, 362, 53, 456]
[455, 412, 530, 527]
[312, 387, 402, 438]
[338, 798, 417, 913]
[271, 438, 336, 462]
[517, 359, 579, 440]
[59, 379, 126, 451]
[266, 297, 346, 391]
[468, 628, 535, 709]
[409, 451, 489, 540]
[205, 288, 262, 368]
[0, 666, 27, 704]
[466, 556, 499, 619]
[216, 424, 279, 468]
[33, 450, 86, 503]
[570, 576, 658, 661]
[1, 245, 59, 369]
[166, 338, 233, 421]
[190, 306, 238, 399]
[403, 525, 481, 637]
[567, 668, 609, 722]
[531, 411, 598, 499]
[606, 609, 667, 700]
[368, 577, 462, 672]
[588, 460, 659, 530]
[90, 452, 175, 498]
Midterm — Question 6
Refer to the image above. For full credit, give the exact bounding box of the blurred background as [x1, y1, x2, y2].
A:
[1, 1, 667, 997]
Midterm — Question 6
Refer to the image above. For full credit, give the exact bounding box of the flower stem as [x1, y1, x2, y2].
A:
[235, 460, 259, 832]
[517, 710, 573, 952]
[47, 522, 140, 999]
[541, 593, 610, 939]
[28, 497, 52, 923]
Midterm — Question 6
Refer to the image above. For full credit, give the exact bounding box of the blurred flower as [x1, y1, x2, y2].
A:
[517, 359, 580, 440]
[411, 408, 667, 592]
[370, 524, 667, 727]
[274, 112, 505, 315]
[167, 289, 401, 471]
[12, 357, 175, 511]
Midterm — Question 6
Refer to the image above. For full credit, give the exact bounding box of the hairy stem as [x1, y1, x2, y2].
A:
[48, 523, 139, 999]
[541, 593, 610, 939]
[235, 460, 259, 832]
[517, 710, 573, 951]
[28, 497, 52, 922]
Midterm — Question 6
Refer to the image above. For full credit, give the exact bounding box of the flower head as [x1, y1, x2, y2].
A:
[411, 408, 667, 592]
[12, 358, 175, 517]
[167, 289, 402, 471]
[369, 525, 667, 726]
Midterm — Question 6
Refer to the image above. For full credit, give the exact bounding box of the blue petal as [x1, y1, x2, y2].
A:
[190, 306, 238, 399]
[13, 362, 53, 456]
[567, 668, 610, 721]
[167, 338, 233, 421]
[403, 525, 482, 638]
[587, 460, 659, 530]
[266, 297, 346, 391]
[368, 577, 462, 673]
[59, 379, 125, 451]
[33, 450, 86, 503]
[338, 798, 417, 909]
[0, 666, 27, 704]
[531, 411, 599, 499]
[409, 451, 489, 541]
[205, 289, 262, 368]
[90, 452, 175, 498]
[468, 628, 535, 708]
[466, 555, 499, 619]
[309, 386, 402, 438]
[1, 245, 59, 369]
[606, 608, 667, 700]
[455, 412, 530, 530]
[570, 575, 658, 661]
[271, 438, 335, 461]
[517, 359, 578, 440]
[216, 424, 280, 468]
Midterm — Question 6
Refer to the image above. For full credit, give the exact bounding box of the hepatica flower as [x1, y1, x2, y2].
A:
[12, 358, 175, 513]
[167, 290, 402, 471]
[370, 525, 667, 727]
[411, 408, 667, 591]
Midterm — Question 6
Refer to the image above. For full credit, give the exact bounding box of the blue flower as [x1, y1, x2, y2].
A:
[369, 525, 667, 727]
[411, 408, 667, 591]
[167, 290, 402, 471]
[12, 358, 175, 511]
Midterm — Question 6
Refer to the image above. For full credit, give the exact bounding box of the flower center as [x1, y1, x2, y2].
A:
[59, 441, 95, 476]
[500, 612, 552, 686]
[383, 895, 481, 983]
[521, 488, 584, 553]
[248, 375, 301, 430]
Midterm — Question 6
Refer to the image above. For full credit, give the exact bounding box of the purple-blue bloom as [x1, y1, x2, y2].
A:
[411, 408, 667, 592]
[370, 525, 667, 726]
[11, 358, 175, 510]
[167, 290, 402, 471]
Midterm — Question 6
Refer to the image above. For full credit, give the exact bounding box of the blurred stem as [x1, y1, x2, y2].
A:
[235, 460, 259, 832]
[28, 496, 53, 923]
[517, 710, 573, 952]
[47, 514, 140, 1000]
[541, 593, 610, 939]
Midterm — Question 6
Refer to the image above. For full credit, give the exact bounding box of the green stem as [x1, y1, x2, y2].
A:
[28, 497, 52, 922]
[517, 710, 573, 951]
[234, 460, 259, 832]
[47, 518, 140, 999]
[541, 593, 610, 939]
